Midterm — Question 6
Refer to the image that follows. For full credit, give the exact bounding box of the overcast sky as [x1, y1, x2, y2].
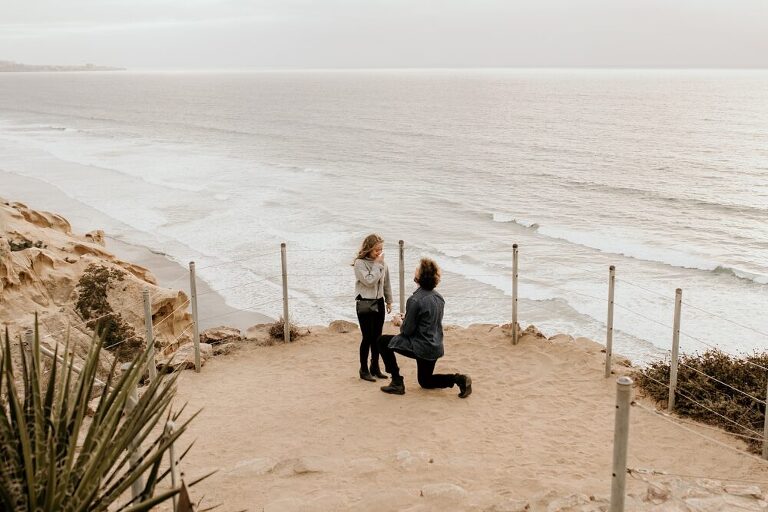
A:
[1, 0, 767, 69]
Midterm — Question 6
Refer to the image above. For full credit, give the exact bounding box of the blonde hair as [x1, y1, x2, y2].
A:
[353, 233, 384, 264]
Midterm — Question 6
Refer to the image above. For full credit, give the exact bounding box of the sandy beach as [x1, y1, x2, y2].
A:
[167, 324, 768, 511]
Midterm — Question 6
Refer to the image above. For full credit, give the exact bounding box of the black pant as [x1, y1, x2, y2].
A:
[377, 335, 456, 389]
[357, 297, 385, 370]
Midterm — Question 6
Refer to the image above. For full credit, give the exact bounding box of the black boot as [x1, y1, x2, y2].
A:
[455, 374, 472, 398]
[370, 362, 388, 379]
[359, 368, 376, 382]
[381, 377, 405, 395]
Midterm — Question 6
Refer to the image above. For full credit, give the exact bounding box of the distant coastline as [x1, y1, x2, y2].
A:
[0, 60, 125, 72]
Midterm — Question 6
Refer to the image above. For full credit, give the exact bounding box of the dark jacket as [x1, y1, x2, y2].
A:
[388, 287, 445, 360]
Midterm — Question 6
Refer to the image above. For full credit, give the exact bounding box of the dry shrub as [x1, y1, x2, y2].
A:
[75, 264, 143, 361]
[268, 316, 300, 342]
[636, 349, 768, 453]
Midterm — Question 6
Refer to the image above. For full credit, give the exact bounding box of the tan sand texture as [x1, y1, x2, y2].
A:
[169, 324, 768, 511]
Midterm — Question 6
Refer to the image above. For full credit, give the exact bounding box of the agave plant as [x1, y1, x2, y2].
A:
[0, 318, 201, 511]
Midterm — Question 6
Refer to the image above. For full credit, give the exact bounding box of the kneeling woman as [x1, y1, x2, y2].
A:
[377, 258, 472, 398]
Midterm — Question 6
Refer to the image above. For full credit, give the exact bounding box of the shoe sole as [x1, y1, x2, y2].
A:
[381, 387, 405, 395]
[458, 376, 472, 398]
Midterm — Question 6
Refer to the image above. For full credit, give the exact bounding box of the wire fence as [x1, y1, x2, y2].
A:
[15, 239, 768, 511]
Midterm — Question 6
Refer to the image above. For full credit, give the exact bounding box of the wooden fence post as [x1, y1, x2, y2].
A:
[512, 244, 519, 345]
[605, 266, 616, 378]
[399, 240, 405, 314]
[122, 362, 145, 500]
[189, 262, 201, 373]
[281, 243, 290, 343]
[610, 376, 633, 512]
[142, 288, 157, 382]
[667, 288, 683, 412]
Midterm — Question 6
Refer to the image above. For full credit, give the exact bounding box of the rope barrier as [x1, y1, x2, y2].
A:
[194, 275, 281, 298]
[197, 297, 285, 324]
[627, 467, 768, 486]
[678, 331, 768, 372]
[615, 278, 674, 302]
[613, 303, 674, 331]
[153, 299, 192, 329]
[632, 401, 768, 467]
[677, 361, 767, 406]
[638, 371, 762, 437]
[681, 300, 768, 339]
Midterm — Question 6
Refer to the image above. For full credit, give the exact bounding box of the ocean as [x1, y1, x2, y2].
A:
[0, 69, 766, 363]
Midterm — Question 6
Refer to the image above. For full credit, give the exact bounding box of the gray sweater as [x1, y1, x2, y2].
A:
[388, 287, 445, 360]
[354, 258, 392, 303]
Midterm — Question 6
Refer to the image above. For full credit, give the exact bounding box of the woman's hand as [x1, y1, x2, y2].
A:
[386, 302, 392, 314]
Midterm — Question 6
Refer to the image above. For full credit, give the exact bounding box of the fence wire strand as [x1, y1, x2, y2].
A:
[632, 401, 768, 468]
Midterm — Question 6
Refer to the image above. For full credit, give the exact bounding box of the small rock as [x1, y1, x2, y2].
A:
[161, 342, 213, 370]
[548, 334, 574, 343]
[212, 342, 236, 356]
[522, 324, 546, 339]
[64, 256, 79, 264]
[200, 326, 242, 345]
[546, 493, 591, 512]
[328, 320, 358, 333]
[84, 229, 105, 246]
[724, 485, 762, 499]
[86, 396, 101, 417]
[685, 495, 765, 511]
[485, 498, 530, 511]
[274, 456, 330, 476]
[420, 483, 468, 501]
[228, 457, 277, 476]
[646, 482, 671, 503]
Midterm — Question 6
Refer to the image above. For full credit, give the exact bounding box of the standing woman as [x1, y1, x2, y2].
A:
[353, 234, 393, 381]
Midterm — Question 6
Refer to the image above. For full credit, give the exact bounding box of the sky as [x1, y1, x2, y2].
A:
[1, 0, 767, 69]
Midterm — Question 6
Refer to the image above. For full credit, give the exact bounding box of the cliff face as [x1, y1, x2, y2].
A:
[0, 199, 192, 373]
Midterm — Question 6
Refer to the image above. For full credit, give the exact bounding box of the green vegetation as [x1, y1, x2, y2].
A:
[75, 264, 143, 361]
[637, 349, 768, 453]
[8, 239, 45, 252]
[0, 320, 202, 511]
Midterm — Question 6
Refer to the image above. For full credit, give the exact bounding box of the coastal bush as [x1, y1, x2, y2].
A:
[636, 349, 768, 453]
[0, 320, 204, 511]
[75, 264, 143, 361]
[8, 239, 45, 251]
[268, 316, 300, 342]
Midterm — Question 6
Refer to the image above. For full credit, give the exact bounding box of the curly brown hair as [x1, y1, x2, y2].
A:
[416, 258, 441, 291]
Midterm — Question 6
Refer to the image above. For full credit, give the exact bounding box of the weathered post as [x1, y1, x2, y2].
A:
[605, 266, 616, 378]
[23, 328, 33, 360]
[610, 376, 633, 512]
[122, 362, 145, 500]
[165, 421, 180, 511]
[763, 382, 768, 459]
[24, 328, 37, 377]
[667, 288, 683, 412]
[142, 288, 157, 382]
[281, 243, 290, 343]
[189, 262, 201, 373]
[512, 244, 519, 345]
[399, 240, 405, 314]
